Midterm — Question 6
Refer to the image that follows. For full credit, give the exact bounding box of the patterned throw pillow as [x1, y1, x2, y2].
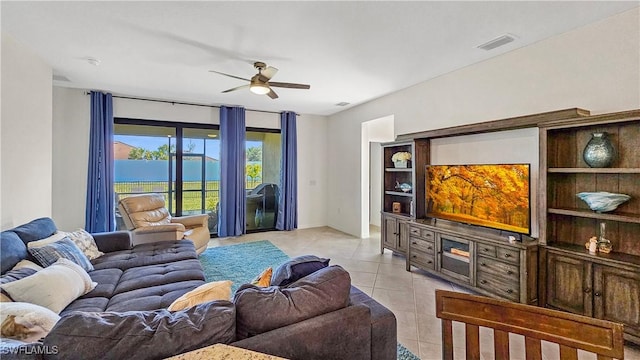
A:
[251, 267, 272, 287]
[61, 229, 104, 260]
[168, 280, 233, 311]
[28, 238, 94, 272]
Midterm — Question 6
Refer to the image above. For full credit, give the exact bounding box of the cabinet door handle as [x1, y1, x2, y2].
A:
[483, 248, 489, 252]
[480, 280, 487, 284]
[584, 288, 592, 294]
[427, 260, 432, 264]
[480, 262, 487, 267]
[594, 291, 602, 297]
[506, 289, 514, 294]
[506, 270, 513, 275]
[412, 241, 417, 245]
[427, 246, 433, 250]
[504, 253, 511, 258]
[412, 255, 417, 258]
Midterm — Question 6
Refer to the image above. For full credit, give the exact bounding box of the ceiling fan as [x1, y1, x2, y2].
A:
[209, 62, 310, 99]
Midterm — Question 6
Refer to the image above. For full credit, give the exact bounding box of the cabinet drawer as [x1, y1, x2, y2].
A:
[410, 237, 435, 254]
[477, 255, 519, 281]
[409, 226, 435, 241]
[477, 271, 519, 302]
[409, 249, 435, 270]
[496, 247, 520, 264]
[477, 244, 496, 257]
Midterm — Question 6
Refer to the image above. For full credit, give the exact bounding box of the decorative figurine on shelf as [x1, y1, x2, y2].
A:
[586, 236, 598, 254]
[598, 221, 613, 254]
[391, 152, 412, 168]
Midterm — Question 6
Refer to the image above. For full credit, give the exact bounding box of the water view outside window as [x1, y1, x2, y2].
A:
[114, 123, 280, 234]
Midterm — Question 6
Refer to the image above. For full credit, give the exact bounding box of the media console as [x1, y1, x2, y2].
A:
[407, 219, 538, 304]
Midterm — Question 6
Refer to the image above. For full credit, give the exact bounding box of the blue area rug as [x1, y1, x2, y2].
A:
[199, 240, 289, 293]
[199, 240, 420, 359]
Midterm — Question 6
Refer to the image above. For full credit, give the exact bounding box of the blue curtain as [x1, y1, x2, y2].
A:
[218, 106, 246, 236]
[85, 91, 115, 232]
[276, 111, 298, 231]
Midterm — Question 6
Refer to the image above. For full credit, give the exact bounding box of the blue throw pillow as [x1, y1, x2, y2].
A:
[28, 237, 94, 272]
[270, 255, 330, 287]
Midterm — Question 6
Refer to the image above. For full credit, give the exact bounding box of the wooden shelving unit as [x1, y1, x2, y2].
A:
[539, 109, 640, 344]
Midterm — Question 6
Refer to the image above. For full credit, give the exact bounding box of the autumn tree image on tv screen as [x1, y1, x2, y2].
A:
[426, 164, 530, 234]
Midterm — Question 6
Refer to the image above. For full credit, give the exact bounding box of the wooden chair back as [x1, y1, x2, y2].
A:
[435, 290, 624, 360]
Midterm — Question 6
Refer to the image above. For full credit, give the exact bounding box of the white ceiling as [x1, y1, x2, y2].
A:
[2, 1, 637, 116]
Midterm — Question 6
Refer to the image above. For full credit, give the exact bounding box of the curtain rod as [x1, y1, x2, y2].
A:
[84, 92, 299, 116]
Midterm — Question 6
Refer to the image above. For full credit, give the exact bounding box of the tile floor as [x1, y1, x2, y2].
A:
[212, 226, 640, 360]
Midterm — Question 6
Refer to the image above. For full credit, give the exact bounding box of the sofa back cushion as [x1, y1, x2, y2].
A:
[11, 218, 57, 244]
[44, 300, 236, 359]
[0, 232, 27, 274]
[233, 265, 351, 339]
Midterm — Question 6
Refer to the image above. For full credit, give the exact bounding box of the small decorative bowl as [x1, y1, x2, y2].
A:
[398, 183, 412, 193]
[576, 192, 631, 213]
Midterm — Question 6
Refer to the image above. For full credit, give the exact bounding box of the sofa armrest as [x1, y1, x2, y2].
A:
[171, 214, 208, 229]
[231, 305, 371, 360]
[91, 231, 132, 253]
[349, 286, 397, 360]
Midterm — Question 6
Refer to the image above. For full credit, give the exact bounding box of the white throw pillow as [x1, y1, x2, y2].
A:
[0, 302, 60, 342]
[0, 258, 96, 313]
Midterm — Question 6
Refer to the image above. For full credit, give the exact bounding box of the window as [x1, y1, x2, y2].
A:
[114, 120, 280, 235]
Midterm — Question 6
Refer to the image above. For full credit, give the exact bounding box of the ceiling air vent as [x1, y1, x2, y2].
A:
[477, 34, 516, 51]
[53, 74, 71, 82]
[335, 102, 350, 106]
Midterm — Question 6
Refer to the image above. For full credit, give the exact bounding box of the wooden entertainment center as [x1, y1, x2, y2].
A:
[381, 108, 640, 343]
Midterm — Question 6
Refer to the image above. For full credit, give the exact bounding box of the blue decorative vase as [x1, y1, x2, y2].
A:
[583, 132, 615, 168]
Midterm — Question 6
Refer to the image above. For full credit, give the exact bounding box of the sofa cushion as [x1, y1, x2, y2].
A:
[0, 231, 28, 274]
[1, 259, 95, 314]
[90, 240, 198, 271]
[45, 301, 236, 359]
[28, 237, 94, 272]
[271, 255, 330, 287]
[233, 265, 351, 339]
[11, 218, 57, 244]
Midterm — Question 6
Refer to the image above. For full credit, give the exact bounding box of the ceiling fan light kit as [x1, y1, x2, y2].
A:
[211, 61, 310, 100]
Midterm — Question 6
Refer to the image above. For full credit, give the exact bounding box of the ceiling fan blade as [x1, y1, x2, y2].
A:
[259, 66, 279, 82]
[222, 84, 249, 93]
[267, 88, 279, 99]
[268, 82, 310, 90]
[209, 70, 251, 82]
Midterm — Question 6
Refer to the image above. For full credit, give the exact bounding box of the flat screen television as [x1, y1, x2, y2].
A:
[425, 164, 530, 235]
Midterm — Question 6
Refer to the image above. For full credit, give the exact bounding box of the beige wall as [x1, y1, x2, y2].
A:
[51, 89, 328, 230]
[328, 8, 640, 238]
[1, 34, 53, 229]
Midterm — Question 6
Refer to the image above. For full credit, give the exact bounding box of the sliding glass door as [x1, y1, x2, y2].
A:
[114, 120, 280, 235]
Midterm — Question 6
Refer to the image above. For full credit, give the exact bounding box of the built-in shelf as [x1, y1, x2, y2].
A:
[548, 167, 640, 174]
[548, 208, 640, 224]
[385, 168, 412, 172]
[385, 191, 413, 197]
[544, 243, 640, 267]
[443, 251, 470, 263]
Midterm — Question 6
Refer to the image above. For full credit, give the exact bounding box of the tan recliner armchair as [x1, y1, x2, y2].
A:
[117, 193, 210, 254]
